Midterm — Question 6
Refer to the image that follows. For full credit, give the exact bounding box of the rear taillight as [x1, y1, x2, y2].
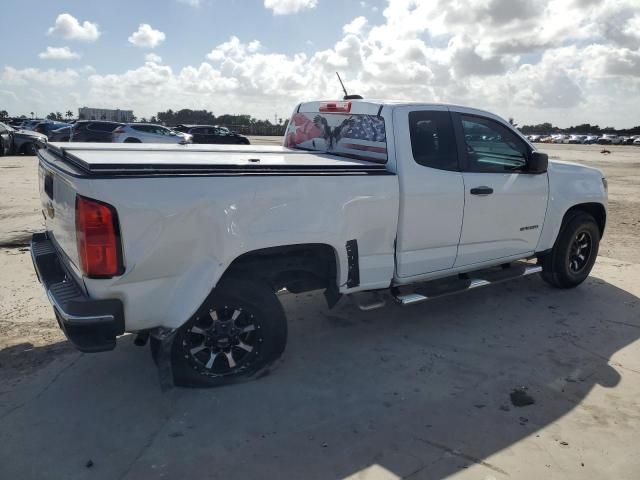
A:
[319, 101, 351, 113]
[75, 195, 123, 278]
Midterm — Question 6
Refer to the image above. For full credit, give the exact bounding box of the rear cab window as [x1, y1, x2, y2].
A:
[409, 110, 458, 171]
[285, 101, 388, 163]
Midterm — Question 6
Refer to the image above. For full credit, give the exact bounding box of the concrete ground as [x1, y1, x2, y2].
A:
[0, 142, 639, 479]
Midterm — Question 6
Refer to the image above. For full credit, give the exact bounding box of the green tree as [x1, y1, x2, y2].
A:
[46, 112, 57, 120]
[0, 110, 8, 120]
[66, 110, 73, 120]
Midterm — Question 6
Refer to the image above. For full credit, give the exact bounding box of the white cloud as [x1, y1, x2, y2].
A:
[264, 0, 318, 15]
[47, 13, 100, 42]
[343, 16, 368, 35]
[177, 0, 201, 6]
[5, 0, 640, 127]
[145, 53, 163, 63]
[206, 36, 261, 61]
[128, 24, 166, 48]
[38, 46, 81, 60]
[1, 67, 80, 87]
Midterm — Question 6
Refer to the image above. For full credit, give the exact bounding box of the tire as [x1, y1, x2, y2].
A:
[0, 139, 5, 156]
[152, 275, 288, 388]
[540, 211, 600, 289]
[124, 137, 141, 143]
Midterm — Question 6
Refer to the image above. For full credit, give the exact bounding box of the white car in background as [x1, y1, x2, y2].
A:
[112, 123, 193, 144]
[597, 134, 621, 145]
[568, 134, 587, 144]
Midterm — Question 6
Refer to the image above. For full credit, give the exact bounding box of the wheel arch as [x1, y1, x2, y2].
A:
[221, 243, 341, 299]
[563, 202, 606, 237]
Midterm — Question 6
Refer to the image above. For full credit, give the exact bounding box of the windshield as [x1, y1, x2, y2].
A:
[284, 112, 387, 163]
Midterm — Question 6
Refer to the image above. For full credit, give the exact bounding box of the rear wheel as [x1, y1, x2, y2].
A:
[152, 276, 287, 388]
[124, 137, 141, 143]
[540, 211, 600, 289]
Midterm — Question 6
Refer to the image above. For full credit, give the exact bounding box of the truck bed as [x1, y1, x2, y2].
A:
[44, 143, 390, 176]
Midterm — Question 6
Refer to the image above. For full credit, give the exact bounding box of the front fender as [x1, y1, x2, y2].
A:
[536, 160, 607, 252]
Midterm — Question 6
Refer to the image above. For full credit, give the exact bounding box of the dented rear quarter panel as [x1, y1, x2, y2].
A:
[75, 173, 399, 331]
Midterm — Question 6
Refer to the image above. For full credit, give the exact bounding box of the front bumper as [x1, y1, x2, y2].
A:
[31, 232, 124, 353]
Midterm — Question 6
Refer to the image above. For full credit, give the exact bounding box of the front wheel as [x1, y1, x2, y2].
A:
[154, 276, 288, 388]
[540, 211, 600, 289]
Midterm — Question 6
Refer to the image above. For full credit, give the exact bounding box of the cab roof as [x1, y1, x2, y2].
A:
[297, 99, 501, 119]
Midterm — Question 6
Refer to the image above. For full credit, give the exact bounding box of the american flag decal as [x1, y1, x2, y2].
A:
[285, 112, 387, 163]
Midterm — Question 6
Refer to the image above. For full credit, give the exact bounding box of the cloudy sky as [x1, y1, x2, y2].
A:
[2, 0, 639, 127]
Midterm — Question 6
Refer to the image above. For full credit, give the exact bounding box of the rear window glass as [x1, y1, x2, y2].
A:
[284, 112, 387, 163]
[409, 110, 459, 171]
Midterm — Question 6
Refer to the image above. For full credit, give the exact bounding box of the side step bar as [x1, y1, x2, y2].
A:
[394, 264, 542, 306]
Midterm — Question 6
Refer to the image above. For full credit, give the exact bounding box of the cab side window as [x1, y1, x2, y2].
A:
[460, 115, 529, 173]
[409, 110, 459, 171]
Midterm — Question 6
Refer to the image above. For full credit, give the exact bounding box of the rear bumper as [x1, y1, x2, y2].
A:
[31, 232, 124, 353]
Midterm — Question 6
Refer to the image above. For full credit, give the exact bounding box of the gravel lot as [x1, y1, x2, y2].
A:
[0, 142, 639, 479]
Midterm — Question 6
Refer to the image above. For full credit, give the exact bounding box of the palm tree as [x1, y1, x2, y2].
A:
[66, 110, 73, 120]
[30, 111, 34, 119]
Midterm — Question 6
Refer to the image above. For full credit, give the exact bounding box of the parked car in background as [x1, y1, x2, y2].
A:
[8, 119, 27, 129]
[20, 119, 46, 131]
[48, 125, 72, 142]
[173, 125, 250, 145]
[112, 123, 193, 144]
[621, 136, 636, 145]
[597, 134, 621, 145]
[568, 134, 587, 144]
[70, 120, 123, 142]
[584, 135, 599, 144]
[634, 137, 640, 146]
[34, 121, 69, 138]
[0, 122, 46, 155]
[553, 134, 570, 143]
[0, 122, 13, 155]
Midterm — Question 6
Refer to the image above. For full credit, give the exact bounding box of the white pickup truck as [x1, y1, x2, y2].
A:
[31, 99, 607, 387]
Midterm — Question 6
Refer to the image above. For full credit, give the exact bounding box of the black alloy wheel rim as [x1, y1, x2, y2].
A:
[183, 306, 263, 376]
[568, 230, 592, 273]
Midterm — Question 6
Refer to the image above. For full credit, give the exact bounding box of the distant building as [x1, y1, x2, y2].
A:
[78, 107, 134, 122]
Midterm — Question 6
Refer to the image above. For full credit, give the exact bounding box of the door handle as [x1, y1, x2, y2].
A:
[470, 186, 494, 196]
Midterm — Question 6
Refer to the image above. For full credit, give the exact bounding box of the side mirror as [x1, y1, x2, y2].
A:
[528, 151, 548, 174]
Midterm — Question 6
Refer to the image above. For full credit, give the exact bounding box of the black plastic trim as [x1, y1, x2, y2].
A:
[346, 239, 360, 288]
[31, 232, 124, 353]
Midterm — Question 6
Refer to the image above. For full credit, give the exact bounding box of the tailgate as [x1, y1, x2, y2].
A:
[38, 153, 82, 274]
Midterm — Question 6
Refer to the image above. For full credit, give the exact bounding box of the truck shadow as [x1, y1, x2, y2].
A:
[1, 273, 639, 479]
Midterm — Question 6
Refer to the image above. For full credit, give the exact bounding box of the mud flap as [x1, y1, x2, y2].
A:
[154, 329, 177, 392]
